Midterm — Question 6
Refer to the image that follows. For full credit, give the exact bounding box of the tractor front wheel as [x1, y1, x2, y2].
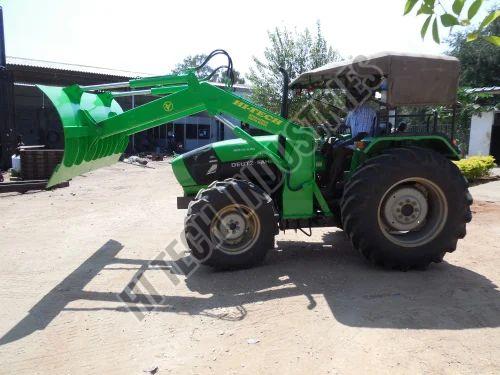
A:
[185, 179, 278, 270]
[341, 147, 472, 270]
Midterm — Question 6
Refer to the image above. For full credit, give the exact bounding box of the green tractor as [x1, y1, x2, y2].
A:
[40, 50, 472, 270]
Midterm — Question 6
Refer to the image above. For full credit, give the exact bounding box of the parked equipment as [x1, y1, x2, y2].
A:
[39, 50, 472, 270]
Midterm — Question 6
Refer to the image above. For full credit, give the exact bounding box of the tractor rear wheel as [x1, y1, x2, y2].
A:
[340, 147, 472, 270]
[185, 178, 278, 270]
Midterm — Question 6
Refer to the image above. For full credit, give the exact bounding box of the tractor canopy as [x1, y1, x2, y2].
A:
[290, 52, 460, 107]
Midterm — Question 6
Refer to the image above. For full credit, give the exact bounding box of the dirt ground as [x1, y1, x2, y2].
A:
[0, 161, 499, 374]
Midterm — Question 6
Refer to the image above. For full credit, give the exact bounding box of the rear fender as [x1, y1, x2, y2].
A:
[349, 134, 461, 173]
[364, 134, 460, 159]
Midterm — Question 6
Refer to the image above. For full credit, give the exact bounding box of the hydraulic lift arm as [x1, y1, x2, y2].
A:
[39, 68, 325, 218]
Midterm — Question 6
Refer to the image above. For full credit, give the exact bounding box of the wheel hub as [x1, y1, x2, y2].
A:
[210, 203, 261, 255]
[219, 212, 246, 240]
[383, 187, 428, 231]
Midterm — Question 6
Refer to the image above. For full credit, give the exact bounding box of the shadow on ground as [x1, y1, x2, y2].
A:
[1, 234, 499, 345]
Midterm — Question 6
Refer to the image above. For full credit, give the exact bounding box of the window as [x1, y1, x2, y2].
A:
[198, 124, 210, 139]
[186, 124, 197, 139]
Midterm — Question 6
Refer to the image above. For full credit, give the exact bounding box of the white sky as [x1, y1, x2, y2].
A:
[0, 0, 495, 76]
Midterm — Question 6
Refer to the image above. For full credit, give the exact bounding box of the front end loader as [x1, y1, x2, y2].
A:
[39, 50, 472, 270]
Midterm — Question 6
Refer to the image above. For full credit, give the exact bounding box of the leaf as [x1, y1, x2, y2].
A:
[478, 10, 500, 31]
[432, 18, 440, 43]
[467, 0, 483, 20]
[417, 0, 435, 15]
[483, 35, 500, 46]
[421, 15, 433, 39]
[418, 5, 434, 15]
[452, 0, 465, 15]
[404, 0, 419, 15]
[467, 32, 479, 41]
[441, 13, 460, 26]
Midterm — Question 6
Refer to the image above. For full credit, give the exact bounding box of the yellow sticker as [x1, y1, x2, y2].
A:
[163, 101, 174, 112]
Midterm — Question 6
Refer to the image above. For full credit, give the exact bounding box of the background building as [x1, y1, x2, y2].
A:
[467, 87, 499, 162]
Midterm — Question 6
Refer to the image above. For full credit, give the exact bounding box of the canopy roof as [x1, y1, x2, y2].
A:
[290, 52, 460, 107]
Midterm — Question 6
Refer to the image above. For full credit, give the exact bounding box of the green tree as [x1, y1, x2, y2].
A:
[247, 22, 342, 125]
[447, 18, 500, 86]
[171, 54, 245, 84]
[404, 0, 499, 46]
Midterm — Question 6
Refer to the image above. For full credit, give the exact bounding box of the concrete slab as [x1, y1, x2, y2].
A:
[490, 168, 500, 178]
[470, 179, 500, 202]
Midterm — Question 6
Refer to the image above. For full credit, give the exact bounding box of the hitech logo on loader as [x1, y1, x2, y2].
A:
[163, 101, 174, 112]
[233, 99, 283, 127]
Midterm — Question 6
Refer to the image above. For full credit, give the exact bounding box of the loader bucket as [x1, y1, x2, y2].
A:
[38, 85, 129, 187]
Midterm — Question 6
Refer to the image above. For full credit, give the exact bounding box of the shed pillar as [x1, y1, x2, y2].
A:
[0, 6, 16, 170]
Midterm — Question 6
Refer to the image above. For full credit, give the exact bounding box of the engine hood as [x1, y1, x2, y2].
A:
[171, 135, 280, 193]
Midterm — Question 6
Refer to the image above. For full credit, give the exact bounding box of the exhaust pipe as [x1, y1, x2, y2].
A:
[278, 67, 290, 119]
[277, 67, 290, 160]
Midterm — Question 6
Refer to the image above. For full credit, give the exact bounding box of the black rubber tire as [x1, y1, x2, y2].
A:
[340, 147, 472, 270]
[185, 178, 278, 270]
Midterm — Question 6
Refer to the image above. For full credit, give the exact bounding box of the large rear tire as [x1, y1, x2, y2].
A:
[185, 179, 278, 270]
[340, 147, 472, 270]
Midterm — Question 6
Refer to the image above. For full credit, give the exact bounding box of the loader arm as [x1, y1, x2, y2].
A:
[40, 71, 323, 218]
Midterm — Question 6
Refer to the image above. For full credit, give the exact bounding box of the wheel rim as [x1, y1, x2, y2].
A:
[210, 204, 261, 254]
[377, 178, 448, 247]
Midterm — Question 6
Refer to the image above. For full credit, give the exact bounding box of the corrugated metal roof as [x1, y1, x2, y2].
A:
[6, 56, 152, 78]
[6, 56, 252, 91]
[466, 87, 500, 95]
